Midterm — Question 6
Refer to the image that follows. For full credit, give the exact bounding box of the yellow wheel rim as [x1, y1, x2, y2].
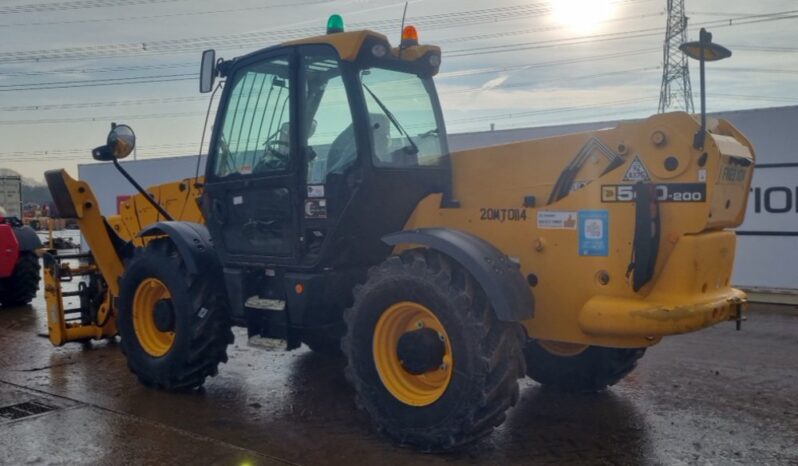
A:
[373, 301, 453, 407]
[132, 278, 175, 357]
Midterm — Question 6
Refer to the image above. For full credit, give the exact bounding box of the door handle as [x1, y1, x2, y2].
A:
[211, 198, 228, 224]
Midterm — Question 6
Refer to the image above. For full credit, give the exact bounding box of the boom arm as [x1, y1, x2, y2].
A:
[45, 169, 125, 296]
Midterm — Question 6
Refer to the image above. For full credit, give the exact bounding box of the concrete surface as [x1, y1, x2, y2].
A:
[0, 291, 796, 465]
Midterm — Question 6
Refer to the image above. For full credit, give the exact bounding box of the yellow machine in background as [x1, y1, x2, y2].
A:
[42, 17, 753, 451]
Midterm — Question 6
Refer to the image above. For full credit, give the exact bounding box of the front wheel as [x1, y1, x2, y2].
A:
[0, 252, 41, 307]
[342, 249, 526, 451]
[117, 240, 233, 390]
[524, 339, 646, 392]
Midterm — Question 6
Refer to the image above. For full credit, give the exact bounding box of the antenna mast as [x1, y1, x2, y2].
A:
[658, 0, 694, 113]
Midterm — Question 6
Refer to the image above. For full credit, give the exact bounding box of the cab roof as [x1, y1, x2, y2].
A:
[220, 29, 442, 77]
[283, 29, 441, 63]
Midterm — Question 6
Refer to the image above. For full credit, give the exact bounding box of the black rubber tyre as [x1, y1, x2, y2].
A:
[117, 240, 233, 390]
[0, 252, 41, 307]
[524, 340, 646, 393]
[342, 249, 526, 452]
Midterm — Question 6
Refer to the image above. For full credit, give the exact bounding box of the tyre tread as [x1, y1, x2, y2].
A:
[118, 240, 232, 391]
[342, 249, 526, 451]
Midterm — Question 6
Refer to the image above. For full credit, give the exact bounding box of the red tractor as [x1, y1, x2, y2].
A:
[0, 214, 41, 307]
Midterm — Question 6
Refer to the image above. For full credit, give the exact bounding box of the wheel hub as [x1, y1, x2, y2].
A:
[372, 301, 454, 407]
[132, 278, 175, 357]
[153, 299, 175, 332]
[397, 327, 446, 375]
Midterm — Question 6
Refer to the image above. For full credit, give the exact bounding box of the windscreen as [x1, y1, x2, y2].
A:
[360, 67, 446, 168]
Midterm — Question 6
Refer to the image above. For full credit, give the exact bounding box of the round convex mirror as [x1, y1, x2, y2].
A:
[108, 124, 136, 159]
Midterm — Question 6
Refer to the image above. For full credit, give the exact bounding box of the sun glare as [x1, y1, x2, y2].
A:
[550, 0, 617, 33]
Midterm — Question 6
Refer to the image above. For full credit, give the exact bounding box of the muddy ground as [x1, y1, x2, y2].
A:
[0, 290, 795, 465]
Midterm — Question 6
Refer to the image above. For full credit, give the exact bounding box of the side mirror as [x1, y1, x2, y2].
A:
[92, 124, 135, 161]
[200, 49, 216, 93]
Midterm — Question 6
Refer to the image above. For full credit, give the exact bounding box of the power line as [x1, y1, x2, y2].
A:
[1, 4, 786, 87]
[0, 67, 660, 115]
[7, 93, 797, 162]
[0, 95, 205, 112]
[0, 7, 794, 127]
[0, 1, 655, 63]
[0, 110, 201, 126]
[434, 11, 665, 46]
[4, 64, 793, 115]
[0, 5, 792, 70]
[0, 1, 327, 26]
[0, 74, 195, 92]
[0, 98, 655, 160]
[0, 61, 193, 77]
[0, 0, 190, 15]
[0, 50, 661, 101]
[446, 11, 798, 59]
[0, 15, 657, 80]
[0, 51, 648, 93]
[441, 67, 661, 97]
[729, 45, 798, 53]
[439, 48, 660, 79]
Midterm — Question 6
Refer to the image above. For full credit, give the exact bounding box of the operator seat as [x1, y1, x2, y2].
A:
[325, 113, 390, 175]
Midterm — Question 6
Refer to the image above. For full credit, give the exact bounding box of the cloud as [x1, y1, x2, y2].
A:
[480, 74, 509, 91]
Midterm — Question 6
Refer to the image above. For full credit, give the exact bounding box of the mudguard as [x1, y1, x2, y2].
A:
[13, 225, 42, 252]
[383, 228, 534, 322]
[138, 221, 220, 276]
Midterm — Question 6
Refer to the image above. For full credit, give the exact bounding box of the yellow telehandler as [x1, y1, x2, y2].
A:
[42, 18, 753, 450]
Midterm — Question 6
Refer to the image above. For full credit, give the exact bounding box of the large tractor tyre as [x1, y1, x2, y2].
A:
[0, 252, 41, 307]
[342, 249, 526, 452]
[524, 340, 646, 393]
[117, 240, 233, 390]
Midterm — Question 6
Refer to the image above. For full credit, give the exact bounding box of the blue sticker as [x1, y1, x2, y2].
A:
[578, 210, 609, 256]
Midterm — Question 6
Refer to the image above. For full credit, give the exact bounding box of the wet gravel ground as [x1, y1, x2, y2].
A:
[0, 290, 795, 465]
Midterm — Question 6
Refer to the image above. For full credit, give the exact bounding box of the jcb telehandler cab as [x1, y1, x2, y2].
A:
[43, 19, 753, 451]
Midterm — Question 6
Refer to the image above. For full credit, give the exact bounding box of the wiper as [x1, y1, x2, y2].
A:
[362, 83, 419, 155]
[418, 127, 438, 138]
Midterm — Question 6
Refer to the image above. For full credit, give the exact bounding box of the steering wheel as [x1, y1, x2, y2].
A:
[254, 140, 290, 172]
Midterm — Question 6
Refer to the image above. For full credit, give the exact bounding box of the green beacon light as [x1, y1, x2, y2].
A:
[327, 14, 344, 34]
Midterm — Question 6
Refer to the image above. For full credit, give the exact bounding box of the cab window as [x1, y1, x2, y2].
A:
[302, 55, 356, 184]
[360, 67, 445, 168]
[213, 56, 292, 177]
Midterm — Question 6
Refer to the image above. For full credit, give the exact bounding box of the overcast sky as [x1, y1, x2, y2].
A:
[0, 0, 796, 181]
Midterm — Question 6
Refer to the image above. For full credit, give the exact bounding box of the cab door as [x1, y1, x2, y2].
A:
[202, 53, 300, 265]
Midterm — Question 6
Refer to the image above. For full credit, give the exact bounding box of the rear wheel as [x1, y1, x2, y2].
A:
[117, 240, 233, 390]
[524, 339, 645, 392]
[342, 249, 525, 451]
[0, 252, 41, 307]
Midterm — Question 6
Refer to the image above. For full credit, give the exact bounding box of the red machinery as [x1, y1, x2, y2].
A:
[0, 213, 41, 307]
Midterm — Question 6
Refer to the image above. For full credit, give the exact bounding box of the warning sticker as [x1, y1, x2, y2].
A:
[622, 155, 651, 182]
[304, 199, 327, 219]
[307, 184, 325, 198]
[578, 210, 609, 256]
[537, 211, 577, 230]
